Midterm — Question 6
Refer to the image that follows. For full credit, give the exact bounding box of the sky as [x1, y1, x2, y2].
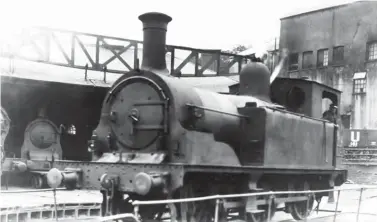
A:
[1, 0, 360, 54]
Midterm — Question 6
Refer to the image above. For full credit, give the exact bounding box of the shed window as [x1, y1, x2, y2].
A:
[317, 49, 329, 67]
[67, 124, 77, 135]
[333, 46, 344, 63]
[353, 72, 367, 94]
[367, 42, 377, 61]
[288, 53, 299, 71]
[302, 51, 313, 69]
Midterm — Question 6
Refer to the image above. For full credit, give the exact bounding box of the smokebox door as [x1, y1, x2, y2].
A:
[109, 79, 167, 149]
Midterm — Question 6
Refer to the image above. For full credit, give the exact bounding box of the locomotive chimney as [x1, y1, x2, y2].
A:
[138, 12, 172, 73]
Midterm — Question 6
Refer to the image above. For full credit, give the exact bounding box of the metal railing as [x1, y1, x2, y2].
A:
[0, 27, 255, 77]
[1, 185, 375, 222]
[130, 186, 377, 222]
[342, 147, 377, 165]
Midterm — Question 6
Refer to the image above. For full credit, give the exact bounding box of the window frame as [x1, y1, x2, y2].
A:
[317, 48, 329, 67]
[288, 53, 299, 71]
[333, 46, 345, 64]
[352, 72, 367, 95]
[67, 124, 77, 135]
[367, 41, 377, 61]
[302, 51, 314, 69]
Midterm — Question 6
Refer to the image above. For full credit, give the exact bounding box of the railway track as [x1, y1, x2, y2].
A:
[0, 187, 102, 221]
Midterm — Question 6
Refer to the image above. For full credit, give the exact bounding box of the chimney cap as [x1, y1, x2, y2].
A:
[138, 12, 172, 29]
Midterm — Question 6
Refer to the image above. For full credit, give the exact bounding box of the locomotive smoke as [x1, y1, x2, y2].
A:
[138, 12, 172, 73]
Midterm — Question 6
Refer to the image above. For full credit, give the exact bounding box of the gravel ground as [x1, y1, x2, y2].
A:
[272, 184, 377, 222]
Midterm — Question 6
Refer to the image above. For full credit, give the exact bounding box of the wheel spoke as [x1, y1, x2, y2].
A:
[290, 182, 314, 221]
[176, 184, 223, 222]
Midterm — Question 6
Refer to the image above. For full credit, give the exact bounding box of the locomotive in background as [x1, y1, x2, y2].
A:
[342, 129, 377, 165]
[81, 12, 347, 221]
[1, 107, 65, 188]
[343, 129, 377, 148]
[20, 107, 63, 161]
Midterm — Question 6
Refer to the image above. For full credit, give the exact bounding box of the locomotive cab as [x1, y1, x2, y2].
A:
[270, 78, 341, 119]
[230, 77, 341, 119]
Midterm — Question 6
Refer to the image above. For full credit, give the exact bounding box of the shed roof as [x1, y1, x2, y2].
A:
[280, 1, 362, 20]
[274, 77, 342, 93]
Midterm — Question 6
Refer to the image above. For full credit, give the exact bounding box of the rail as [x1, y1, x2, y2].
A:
[131, 186, 377, 222]
[96, 213, 139, 222]
[0, 203, 102, 222]
[0, 188, 66, 194]
[0, 27, 255, 77]
[0, 199, 101, 222]
[342, 147, 377, 165]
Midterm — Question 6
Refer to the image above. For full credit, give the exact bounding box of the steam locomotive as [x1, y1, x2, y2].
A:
[20, 108, 63, 162]
[19, 108, 63, 188]
[1, 107, 63, 188]
[3, 12, 347, 222]
[82, 12, 347, 221]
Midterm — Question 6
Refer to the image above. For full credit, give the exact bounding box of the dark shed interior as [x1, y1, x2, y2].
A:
[1, 76, 108, 161]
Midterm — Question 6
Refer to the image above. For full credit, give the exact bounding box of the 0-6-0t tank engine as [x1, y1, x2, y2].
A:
[10, 12, 346, 222]
[79, 12, 347, 222]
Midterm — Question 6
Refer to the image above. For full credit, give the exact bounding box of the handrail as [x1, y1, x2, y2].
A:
[132, 186, 376, 206]
[5, 185, 372, 222]
[130, 186, 376, 222]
